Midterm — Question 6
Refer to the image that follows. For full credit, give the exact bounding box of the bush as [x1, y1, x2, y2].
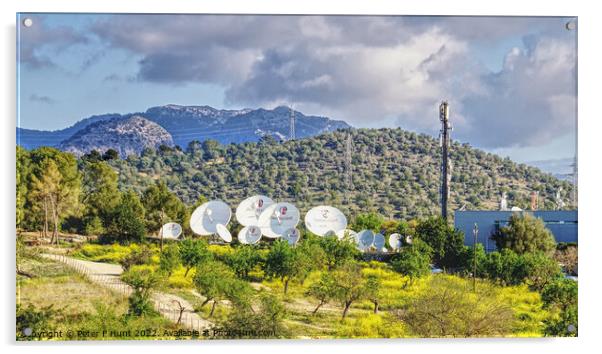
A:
[491, 213, 556, 256]
[479, 249, 562, 290]
[224, 246, 263, 279]
[16, 304, 58, 340]
[179, 238, 212, 277]
[519, 252, 563, 291]
[219, 292, 288, 338]
[159, 244, 180, 276]
[395, 276, 514, 337]
[121, 267, 162, 316]
[390, 240, 431, 285]
[316, 236, 359, 270]
[119, 245, 154, 271]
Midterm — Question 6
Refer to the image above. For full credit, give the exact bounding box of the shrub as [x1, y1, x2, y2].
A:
[395, 276, 514, 337]
[179, 238, 212, 277]
[121, 267, 162, 316]
[219, 292, 288, 338]
[491, 213, 556, 256]
[390, 240, 432, 285]
[159, 244, 180, 276]
[224, 246, 262, 279]
[316, 236, 359, 270]
[16, 304, 58, 340]
[119, 245, 154, 271]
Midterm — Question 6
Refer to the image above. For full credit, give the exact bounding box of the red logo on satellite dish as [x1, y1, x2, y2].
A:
[257, 199, 264, 208]
[280, 206, 288, 215]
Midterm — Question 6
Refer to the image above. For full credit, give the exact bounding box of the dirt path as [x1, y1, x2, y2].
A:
[42, 254, 212, 332]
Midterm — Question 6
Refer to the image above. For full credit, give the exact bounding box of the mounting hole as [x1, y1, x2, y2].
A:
[565, 21, 576, 31]
[22, 18, 33, 28]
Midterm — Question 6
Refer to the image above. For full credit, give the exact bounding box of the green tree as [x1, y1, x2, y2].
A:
[353, 212, 384, 232]
[263, 240, 306, 294]
[16, 146, 31, 230]
[105, 190, 146, 243]
[81, 161, 120, 234]
[415, 217, 465, 269]
[142, 181, 188, 235]
[317, 236, 359, 270]
[159, 244, 181, 276]
[29, 158, 80, 242]
[102, 148, 119, 160]
[225, 246, 262, 279]
[364, 274, 382, 313]
[492, 213, 556, 256]
[391, 241, 432, 286]
[519, 252, 563, 291]
[331, 262, 367, 319]
[220, 292, 288, 338]
[179, 238, 212, 277]
[193, 260, 252, 316]
[306, 272, 336, 314]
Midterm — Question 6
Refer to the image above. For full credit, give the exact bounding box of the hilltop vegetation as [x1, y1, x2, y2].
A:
[108, 128, 574, 220]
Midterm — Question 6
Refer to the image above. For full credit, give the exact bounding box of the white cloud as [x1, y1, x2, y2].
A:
[88, 15, 576, 149]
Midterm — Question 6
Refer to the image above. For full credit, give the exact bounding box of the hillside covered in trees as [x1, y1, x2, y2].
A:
[106, 128, 574, 220]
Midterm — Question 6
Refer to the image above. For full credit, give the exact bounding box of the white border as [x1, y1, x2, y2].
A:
[2, 1, 600, 353]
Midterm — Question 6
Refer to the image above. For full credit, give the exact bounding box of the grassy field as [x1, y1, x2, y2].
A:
[16, 254, 194, 341]
[61, 242, 550, 339]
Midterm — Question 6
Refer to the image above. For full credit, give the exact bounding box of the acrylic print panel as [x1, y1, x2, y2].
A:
[16, 13, 578, 341]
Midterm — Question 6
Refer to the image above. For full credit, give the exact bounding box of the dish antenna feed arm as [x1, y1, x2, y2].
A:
[439, 101, 452, 221]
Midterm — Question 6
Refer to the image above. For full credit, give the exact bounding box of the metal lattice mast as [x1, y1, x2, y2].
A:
[439, 101, 451, 221]
[289, 106, 296, 140]
[345, 133, 353, 190]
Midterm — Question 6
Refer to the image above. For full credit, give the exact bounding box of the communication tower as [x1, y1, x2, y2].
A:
[345, 133, 353, 190]
[439, 101, 452, 220]
[289, 106, 296, 140]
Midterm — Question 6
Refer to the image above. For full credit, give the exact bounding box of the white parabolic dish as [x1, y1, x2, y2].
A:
[216, 223, 232, 242]
[356, 230, 374, 250]
[190, 200, 231, 235]
[258, 202, 300, 238]
[389, 233, 402, 250]
[160, 222, 182, 239]
[373, 233, 385, 250]
[238, 225, 262, 245]
[282, 228, 301, 245]
[235, 195, 275, 227]
[304, 205, 347, 236]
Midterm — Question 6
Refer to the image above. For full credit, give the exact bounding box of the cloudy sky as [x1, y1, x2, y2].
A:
[17, 14, 577, 162]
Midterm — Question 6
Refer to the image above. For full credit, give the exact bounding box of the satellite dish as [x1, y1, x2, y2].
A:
[235, 195, 275, 227]
[257, 202, 300, 238]
[216, 223, 232, 242]
[282, 228, 301, 245]
[160, 222, 183, 240]
[190, 200, 231, 235]
[336, 229, 357, 241]
[238, 225, 262, 245]
[373, 233, 385, 250]
[304, 205, 347, 236]
[356, 230, 374, 251]
[405, 235, 413, 245]
[388, 233, 402, 250]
